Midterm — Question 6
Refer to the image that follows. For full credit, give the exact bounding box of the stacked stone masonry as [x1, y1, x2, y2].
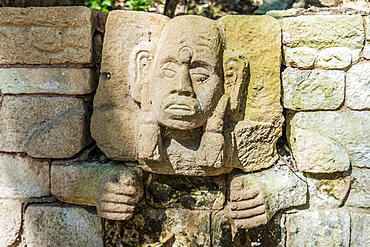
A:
[0, 6, 370, 247]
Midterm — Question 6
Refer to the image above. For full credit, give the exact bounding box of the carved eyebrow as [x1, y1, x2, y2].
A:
[160, 57, 180, 66]
[190, 60, 212, 70]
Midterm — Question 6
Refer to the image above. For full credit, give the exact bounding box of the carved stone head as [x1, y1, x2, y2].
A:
[148, 17, 223, 130]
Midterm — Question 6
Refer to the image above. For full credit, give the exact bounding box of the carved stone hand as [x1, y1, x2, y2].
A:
[96, 174, 143, 221]
[228, 175, 269, 229]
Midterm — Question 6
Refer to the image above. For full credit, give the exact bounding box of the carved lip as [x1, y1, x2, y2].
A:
[164, 103, 195, 116]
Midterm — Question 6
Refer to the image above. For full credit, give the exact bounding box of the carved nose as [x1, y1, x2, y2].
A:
[171, 66, 194, 97]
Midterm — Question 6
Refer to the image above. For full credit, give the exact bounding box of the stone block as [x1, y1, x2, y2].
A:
[146, 173, 226, 210]
[286, 210, 350, 247]
[346, 63, 370, 109]
[281, 15, 364, 50]
[51, 161, 141, 206]
[316, 47, 352, 69]
[288, 111, 370, 169]
[0, 68, 96, 95]
[306, 175, 350, 209]
[351, 211, 370, 247]
[0, 7, 95, 65]
[284, 47, 318, 69]
[363, 43, 370, 60]
[105, 208, 211, 246]
[24, 205, 103, 247]
[92, 13, 283, 176]
[0, 96, 91, 158]
[0, 200, 22, 247]
[282, 68, 345, 110]
[346, 168, 370, 208]
[290, 128, 350, 173]
[0, 154, 49, 199]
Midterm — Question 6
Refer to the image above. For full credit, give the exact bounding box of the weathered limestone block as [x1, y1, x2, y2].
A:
[92, 12, 283, 176]
[0, 200, 22, 247]
[289, 128, 350, 173]
[281, 15, 364, 50]
[0, 0, 70, 6]
[351, 211, 370, 247]
[362, 44, 370, 60]
[288, 111, 370, 170]
[24, 205, 103, 247]
[146, 173, 226, 210]
[51, 160, 141, 206]
[346, 168, 370, 208]
[282, 68, 345, 110]
[286, 210, 350, 247]
[0, 153, 49, 198]
[0, 7, 95, 65]
[306, 175, 350, 209]
[0, 68, 96, 94]
[0, 96, 91, 158]
[284, 47, 318, 69]
[346, 63, 370, 109]
[316, 47, 352, 69]
[233, 118, 283, 173]
[105, 208, 211, 246]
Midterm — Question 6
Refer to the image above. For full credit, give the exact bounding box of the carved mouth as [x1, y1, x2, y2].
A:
[164, 104, 195, 116]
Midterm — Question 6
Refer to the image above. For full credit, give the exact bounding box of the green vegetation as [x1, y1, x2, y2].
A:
[84, 0, 112, 13]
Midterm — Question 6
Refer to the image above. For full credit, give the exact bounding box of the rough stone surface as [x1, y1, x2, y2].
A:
[0, 68, 96, 94]
[105, 208, 211, 247]
[281, 15, 364, 50]
[306, 175, 350, 209]
[92, 12, 283, 176]
[346, 168, 370, 208]
[51, 160, 140, 206]
[351, 211, 370, 247]
[0, 96, 91, 158]
[146, 173, 226, 210]
[0, 7, 95, 65]
[0, 0, 70, 6]
[363, 44, 370, 60]
[316, 47, 352, 69]
[286, 210, 350, 247]
[346, 63, 370, 109]
[0, 200, 22, 247]
[288, 111, 370, 169]
[24, 205, 103, 247]
[284, 47, 318, 69]
[282, 68, 345, 110]
[290, 128, 350, 173]
[0, 154, 49, 198]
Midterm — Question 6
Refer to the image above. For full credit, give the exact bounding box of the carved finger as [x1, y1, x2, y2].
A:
[230, 193, 265, 210]
[98, 202, 135, 213]
[233, 214, 268, 229]
[98, 191, 137, 204]
[229, 204, 266, 219]
[230, 186, 259, 202]
[97, 211, 133, 221]
[103, 182, 137, 195]
[230, 176, 244, 192]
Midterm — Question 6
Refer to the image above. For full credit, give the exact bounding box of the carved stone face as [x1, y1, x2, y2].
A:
[149, 17, 223, 130]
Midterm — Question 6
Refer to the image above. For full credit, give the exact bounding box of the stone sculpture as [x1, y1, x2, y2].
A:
[92, 12, 306, 232]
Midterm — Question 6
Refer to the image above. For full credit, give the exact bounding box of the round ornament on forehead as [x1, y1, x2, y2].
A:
[179, 46, 193, 64]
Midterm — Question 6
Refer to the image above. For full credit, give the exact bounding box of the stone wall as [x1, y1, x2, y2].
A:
[0, 6, 370, 247]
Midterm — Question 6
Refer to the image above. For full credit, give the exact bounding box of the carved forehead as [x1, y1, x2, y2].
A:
[157, 15, 222, 54]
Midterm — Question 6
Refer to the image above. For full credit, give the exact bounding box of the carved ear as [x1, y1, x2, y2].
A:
[129, 48, 152, 104]
[223, 51, 247, 112]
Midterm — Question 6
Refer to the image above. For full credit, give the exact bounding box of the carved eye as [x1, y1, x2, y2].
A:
[192, 73, 210, 84]
[162, 68, 177, 78]
[161, 62, 178, 78]
[190, 67, 210, 84]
